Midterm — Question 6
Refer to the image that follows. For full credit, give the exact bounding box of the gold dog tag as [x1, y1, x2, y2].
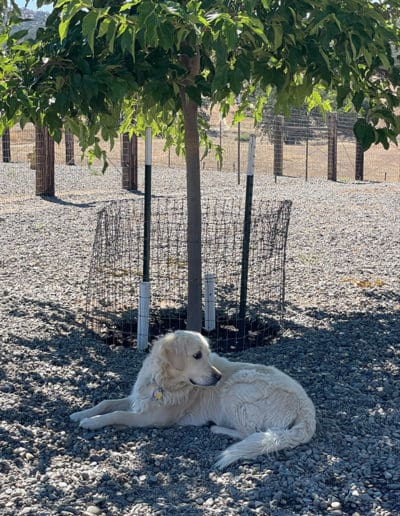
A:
[153, 388, 163, 401]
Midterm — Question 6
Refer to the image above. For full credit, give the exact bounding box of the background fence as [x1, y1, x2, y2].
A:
[1, 108, 399, 194]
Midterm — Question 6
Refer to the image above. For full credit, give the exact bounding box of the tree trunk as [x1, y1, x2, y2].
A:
[180, 91, 202, 332]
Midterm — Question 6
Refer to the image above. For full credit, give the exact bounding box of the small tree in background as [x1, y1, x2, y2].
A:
[1, 0, 400, 331]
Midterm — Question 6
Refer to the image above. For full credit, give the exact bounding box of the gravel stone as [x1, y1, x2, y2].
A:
[0, 165, 399, 515]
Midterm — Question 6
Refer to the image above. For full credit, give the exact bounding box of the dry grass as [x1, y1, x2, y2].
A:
[5, 119, 400, 183]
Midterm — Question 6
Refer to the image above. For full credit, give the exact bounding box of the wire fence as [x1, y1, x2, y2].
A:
[1, 108, 399, 194]
[85, 197, 292, 353]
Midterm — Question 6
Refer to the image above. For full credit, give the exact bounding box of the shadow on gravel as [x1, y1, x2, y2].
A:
[1, 296, 399, 514]
[39, 195, 97, 209]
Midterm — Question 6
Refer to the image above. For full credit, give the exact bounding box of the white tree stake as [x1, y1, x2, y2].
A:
[137, 281, 150, 350]
[247, 133, 256, 176]
[204, 273, 216, 332]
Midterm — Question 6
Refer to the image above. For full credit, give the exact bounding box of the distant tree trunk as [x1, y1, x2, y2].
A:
[65, 130, 75, 165]
[121, 132, 138, 190]
[180, 50, 202, 332]
[2, 128, 11, 163]
[35, 126, 55, 196]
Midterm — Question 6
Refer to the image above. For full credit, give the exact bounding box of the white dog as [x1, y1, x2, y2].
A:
[71, 330, 316, 468]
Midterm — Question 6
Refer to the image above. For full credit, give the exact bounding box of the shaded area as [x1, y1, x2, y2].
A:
[99, 305, 282, 353]
[1, 294, 399, 514]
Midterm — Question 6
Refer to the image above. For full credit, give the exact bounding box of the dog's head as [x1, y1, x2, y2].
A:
[154, 330, 222, 387]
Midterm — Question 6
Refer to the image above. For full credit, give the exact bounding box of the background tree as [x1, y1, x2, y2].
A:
[1, 0, 400, 331]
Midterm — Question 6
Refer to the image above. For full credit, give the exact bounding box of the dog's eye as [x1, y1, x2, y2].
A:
[193, 351, 202, 360]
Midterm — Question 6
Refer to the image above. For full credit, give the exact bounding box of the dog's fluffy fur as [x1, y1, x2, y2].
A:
[71, 330, 316, 468]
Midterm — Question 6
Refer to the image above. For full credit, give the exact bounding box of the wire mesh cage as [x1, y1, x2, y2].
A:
[85, 197, 292, 352]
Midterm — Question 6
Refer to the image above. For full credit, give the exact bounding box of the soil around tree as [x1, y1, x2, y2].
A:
[98, 308, 282, 353]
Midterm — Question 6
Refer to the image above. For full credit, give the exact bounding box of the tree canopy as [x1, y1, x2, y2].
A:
[1, 0, 400, 152]
[1, 0, 400, 329]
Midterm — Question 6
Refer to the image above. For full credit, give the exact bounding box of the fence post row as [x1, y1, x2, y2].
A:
[327, 112, 338, 181]
[0, 115, 392, 185]
[273, 115, 284, 178]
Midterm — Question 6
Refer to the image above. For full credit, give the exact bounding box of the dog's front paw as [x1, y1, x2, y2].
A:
[79, 416, 104, 430]
[70, 410, 89, 422]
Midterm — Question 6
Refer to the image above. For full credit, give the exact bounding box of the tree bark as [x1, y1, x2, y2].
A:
[180, 91, 202, 331]
[178, 46, 202, 332]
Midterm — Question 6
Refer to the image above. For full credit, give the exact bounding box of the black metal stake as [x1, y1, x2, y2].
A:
[143, 127, 152, 282]
[238, 134, 256, 339]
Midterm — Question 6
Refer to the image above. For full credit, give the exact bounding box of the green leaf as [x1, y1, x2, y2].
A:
[10, 30, 28, 41]
[120, 0, 141, 12]
[59, 3, 84, 43]
[272, 21, 283, 50]
[352, 92, 365, 112]
[82, 10, 102, 54]
[353, 118, 376, 149]
[106, 19, 117, 53]
[158, 22, 175, 50]
[223, 19, 239, 49]
[98, 18, 111, 39]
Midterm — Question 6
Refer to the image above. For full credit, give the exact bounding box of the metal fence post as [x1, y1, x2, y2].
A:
[239, 134, 256, 332]
[143, 127, 152, 283]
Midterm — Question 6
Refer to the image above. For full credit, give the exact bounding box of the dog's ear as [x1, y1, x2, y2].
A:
[161, 334, 186, 371]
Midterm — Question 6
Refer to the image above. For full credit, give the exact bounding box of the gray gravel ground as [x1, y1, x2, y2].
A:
[0, 163, 399, 515]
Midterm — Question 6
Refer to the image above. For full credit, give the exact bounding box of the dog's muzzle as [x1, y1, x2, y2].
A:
[190, 367, 222, 387]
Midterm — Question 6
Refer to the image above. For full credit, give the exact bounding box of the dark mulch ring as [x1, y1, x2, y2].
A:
[97, 308, 282, 353]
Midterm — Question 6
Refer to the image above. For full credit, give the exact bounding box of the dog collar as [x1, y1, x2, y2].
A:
[152, 387, 163, 401]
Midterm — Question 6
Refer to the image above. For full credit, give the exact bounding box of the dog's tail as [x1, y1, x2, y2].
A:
[214, 404, 316, 469]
